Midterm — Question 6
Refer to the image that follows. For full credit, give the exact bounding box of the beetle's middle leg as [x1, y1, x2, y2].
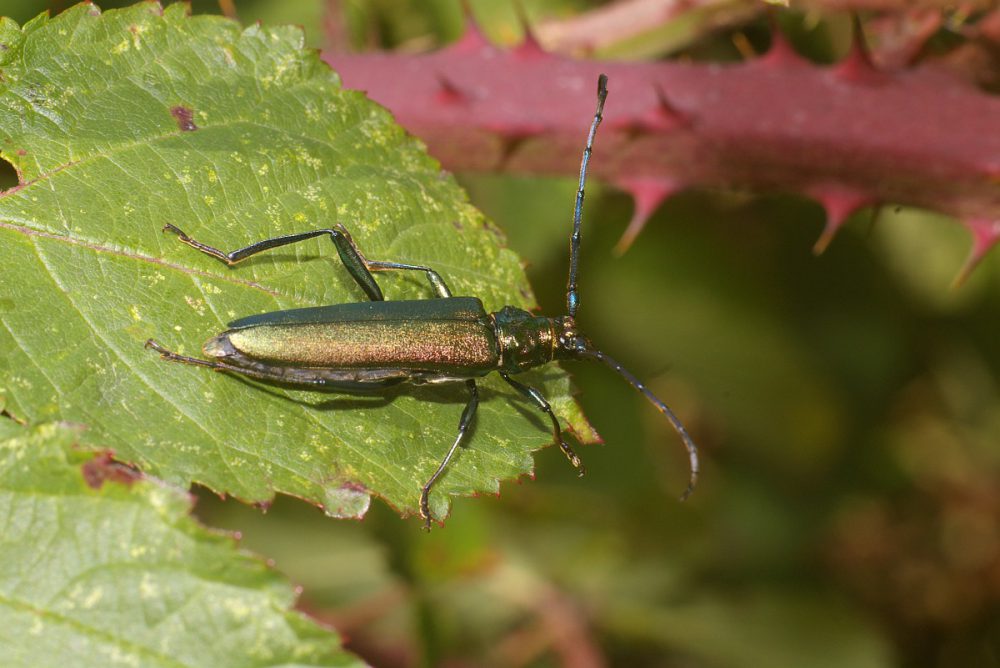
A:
[365, 260, 453, 299]
[499, 372, 585, 476]
[420, 379, 478, 530]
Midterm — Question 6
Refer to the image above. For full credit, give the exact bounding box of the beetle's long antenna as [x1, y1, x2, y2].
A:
[580, 349, 699, 500]
[566, 74, 608, 319]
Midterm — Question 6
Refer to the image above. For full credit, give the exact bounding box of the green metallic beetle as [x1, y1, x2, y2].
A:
[146, 74, 699, 529]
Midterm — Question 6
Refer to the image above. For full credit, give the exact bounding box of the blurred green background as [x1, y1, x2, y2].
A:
[3, 1, 997, 666]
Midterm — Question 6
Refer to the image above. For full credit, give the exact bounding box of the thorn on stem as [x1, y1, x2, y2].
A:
[613, 177, 683, 254]
[835, 14, 889, 85]
[448, 1, 491, 54]
[759, 10, 805, 67]
[955, 217, 1000, 286]
[511, 0, 547, 59]
[492, 124, 547, 166]
[807, 185, 874, 254]
[434, 74, 472, 106]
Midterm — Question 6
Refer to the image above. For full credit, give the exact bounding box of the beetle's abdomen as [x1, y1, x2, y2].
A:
[209, 299, 500, 374]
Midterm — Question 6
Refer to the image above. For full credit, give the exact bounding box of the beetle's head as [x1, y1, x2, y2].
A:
[553, 316, 595, 360]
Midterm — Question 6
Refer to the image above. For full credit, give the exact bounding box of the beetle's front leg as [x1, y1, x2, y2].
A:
[420, 379, 479, 530]
[500, 372, 585, 475]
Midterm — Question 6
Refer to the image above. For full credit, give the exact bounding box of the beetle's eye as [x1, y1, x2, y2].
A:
[560, 328, 575, 347]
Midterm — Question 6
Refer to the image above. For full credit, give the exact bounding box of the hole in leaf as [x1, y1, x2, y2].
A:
[0, 156, 18, 190]
[81, 452, 142, 489]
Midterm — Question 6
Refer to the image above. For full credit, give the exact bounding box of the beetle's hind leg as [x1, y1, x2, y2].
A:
[145, 338, 281, 382]
[145, 339, 228, 370]
[421, 379, 479, 530]
[162, 223, 456, 301]
[161, 223, 386, 301]
[500, 373, 585, 475]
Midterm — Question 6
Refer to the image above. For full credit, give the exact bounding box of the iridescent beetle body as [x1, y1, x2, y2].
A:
[192, 298, 571, 384]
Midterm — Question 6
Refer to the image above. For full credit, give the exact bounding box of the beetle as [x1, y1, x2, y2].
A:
[146, 74, 698, 529]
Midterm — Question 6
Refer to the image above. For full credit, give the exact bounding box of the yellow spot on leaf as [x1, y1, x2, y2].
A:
[82, 587, 104, 609]
[139, 574, 158, 599]
[184, 295, 206, 316]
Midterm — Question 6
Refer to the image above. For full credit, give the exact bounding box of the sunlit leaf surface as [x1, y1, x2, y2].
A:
[0, 3, 594, 522]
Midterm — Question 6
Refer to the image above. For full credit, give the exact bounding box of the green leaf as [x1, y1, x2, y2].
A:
[0, 421, 365, 667]
[0, 3, 594, 523]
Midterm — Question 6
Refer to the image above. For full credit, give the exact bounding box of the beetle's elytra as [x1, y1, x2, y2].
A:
[146, 75, 699, 529]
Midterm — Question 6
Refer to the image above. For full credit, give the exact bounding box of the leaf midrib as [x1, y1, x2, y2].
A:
[0, 590, 189, 668]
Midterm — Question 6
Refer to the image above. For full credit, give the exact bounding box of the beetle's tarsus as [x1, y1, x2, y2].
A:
[559, 439, 585, 476]
[420, 490, 432, 531]
[146, 339, 226, 372]
[162, 223, 185, 237]
[563, 447, 585, 476]
[145, 338, 179, 360]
